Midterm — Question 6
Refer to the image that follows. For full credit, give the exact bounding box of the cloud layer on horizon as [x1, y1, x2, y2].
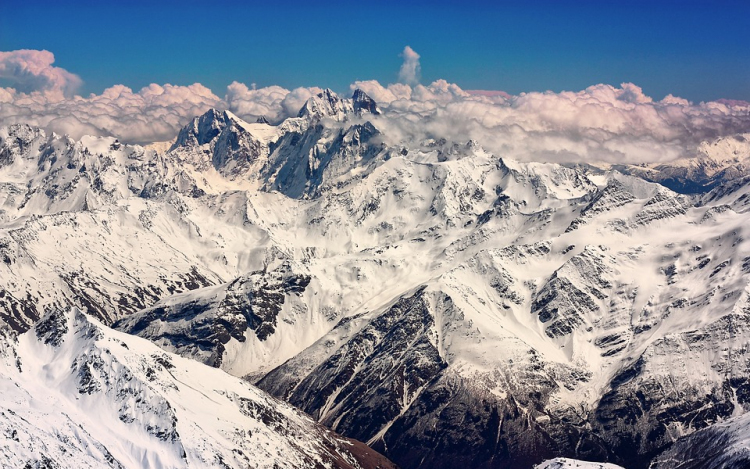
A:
[1, 49, 749, 164]
[352, 79, 750, 164]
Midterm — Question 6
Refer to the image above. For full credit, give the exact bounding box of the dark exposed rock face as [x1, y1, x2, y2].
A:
[227, 266, 311, 342]
[34, 309, 68, 347]
[588, 312, 750, 468]
[115, 263, 311, 368]
[256, 232, 750, 469]
[0, 124, 43, 167]
[173, 108, 228, 148]
[286, 288, 445, 436]
[266, 121, 384, 199]
[261, 307, 750, 468]
[0, 289, 40, 333]
[298, 89, 352, 120]
[532, 247, 613, 339]
[172, 109, 269, 179]
[258, 287, 594, 469]
[566, 180, 635, 232]
[259, 288, 468, 466]
[650, 412, 750, 469]
[631, 190, 690, 227]
[352, 89, 381, 116]
[384, 379, 549, 469]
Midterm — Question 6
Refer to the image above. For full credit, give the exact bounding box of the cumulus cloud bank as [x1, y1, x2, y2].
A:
[0, 80, 223, 144]
[0, 50, 82, 97]
[350, 79, 750, 164]
[0, 50, 325, 143]
[225, 82, 323, 123]
[1, 48, 749, 163]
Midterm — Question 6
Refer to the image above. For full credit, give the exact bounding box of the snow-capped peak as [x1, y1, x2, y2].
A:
[297, 88, 381, 121]
[352, 88, 382, 116]
[298, 88, 353, 120]
[171, 108, 228, 149]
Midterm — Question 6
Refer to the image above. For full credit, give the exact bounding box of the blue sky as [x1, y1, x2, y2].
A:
[1, 0, 749, 101]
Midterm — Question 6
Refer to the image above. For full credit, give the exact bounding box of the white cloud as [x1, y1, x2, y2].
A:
[350, 80, 411, 104]
[398, 46, 421, 86]
[1, 49, 749, 165]
[0, 53, 324, 144]
[225, 82, 288, 123]
[0, 50, 82, 97]
[359, 80, 750, 164]
[0, 81, 222, 144]
[223, 83, 324, 123]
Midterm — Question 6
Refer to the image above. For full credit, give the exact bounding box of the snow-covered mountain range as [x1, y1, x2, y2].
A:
[574, 133, 750, 194]
[2, 88, 750, 468]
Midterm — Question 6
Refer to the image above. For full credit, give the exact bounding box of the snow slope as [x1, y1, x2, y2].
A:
[535, 459, 624, 469]
[0, 308, 395, 469]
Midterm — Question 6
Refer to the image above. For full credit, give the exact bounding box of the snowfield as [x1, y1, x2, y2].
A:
[1, 88, 750, 468]
[0, 308, 394, 469]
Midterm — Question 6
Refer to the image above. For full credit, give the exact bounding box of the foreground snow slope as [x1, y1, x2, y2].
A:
[535, 459, 624, 469]
[0, 308, 395, 469]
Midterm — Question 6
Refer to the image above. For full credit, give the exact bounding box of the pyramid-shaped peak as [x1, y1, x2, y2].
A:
[351, 88, 370, 102]
[172, 109, 231, 149]
[298, 89, 352, 120]
[196, 108, 228, 130]
[352, 89, 381, 116]
[319, 88, 340, 101]
[202, 108, 224, 119]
